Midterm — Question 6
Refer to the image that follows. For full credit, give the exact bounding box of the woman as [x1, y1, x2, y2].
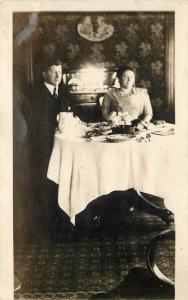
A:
[101, 65, 153, 127]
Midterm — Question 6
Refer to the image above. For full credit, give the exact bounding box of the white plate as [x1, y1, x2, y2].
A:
[151, 127, 175, 136]
[90, 136, 107, 142]
[106, 134, 132, 143]
[152, 130, 175, 136]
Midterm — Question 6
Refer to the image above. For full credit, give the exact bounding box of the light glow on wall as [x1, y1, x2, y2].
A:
[79, 66, 105, 88]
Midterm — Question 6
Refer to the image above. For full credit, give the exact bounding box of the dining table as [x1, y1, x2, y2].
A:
[47, 123, 177, 225]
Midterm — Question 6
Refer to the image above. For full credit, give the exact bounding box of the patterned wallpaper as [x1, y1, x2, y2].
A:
[30, 12, 174, 119]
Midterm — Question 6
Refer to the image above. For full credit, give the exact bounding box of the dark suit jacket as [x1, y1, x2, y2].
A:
[29, 82, 70, 182]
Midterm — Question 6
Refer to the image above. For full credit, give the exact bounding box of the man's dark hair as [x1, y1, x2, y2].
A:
[116, 65, 136, 79]
[42, 57, 62, 72]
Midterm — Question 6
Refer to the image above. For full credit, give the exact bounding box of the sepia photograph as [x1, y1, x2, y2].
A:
[1, 1, 188, 300]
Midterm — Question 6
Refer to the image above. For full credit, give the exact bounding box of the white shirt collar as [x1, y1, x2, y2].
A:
[44, 82, 58, 96]
[132, 87, 136, 94]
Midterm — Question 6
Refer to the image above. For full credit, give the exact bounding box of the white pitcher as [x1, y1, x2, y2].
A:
[56, 112, 82, 137]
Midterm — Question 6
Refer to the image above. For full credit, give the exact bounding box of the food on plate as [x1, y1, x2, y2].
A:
[85, 129, 101, 138]
[109, 111, 132, 127]
[136, 121, 155, 130]
[153, 120, 166, 127]
[85, 122, 112, 138]
[136, 132, 152, 143]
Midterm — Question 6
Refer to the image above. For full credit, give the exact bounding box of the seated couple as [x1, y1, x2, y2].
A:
[32, 59, 153, 148]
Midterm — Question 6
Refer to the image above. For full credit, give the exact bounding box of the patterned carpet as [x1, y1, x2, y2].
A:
[14, 196, 175, 300]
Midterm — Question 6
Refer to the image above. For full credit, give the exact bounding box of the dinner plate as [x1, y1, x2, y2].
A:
[152, 130, 175, 136]
[90, 135, 107, 142]
[106, 134, 133, 143]
[151, 127, 175, 136]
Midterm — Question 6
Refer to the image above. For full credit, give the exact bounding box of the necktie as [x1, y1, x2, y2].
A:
[53, 87, 58, 98]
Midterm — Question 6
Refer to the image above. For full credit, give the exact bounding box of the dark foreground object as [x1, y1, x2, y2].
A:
[91, 229, 175, 299]
[91, 267, 174, 299]
[76, 189, 174, 235]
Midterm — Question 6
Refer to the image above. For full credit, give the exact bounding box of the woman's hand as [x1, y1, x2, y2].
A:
[137, 120, 155, 130]
[136, 122, 145, 131]
[109, 111, 121, 125]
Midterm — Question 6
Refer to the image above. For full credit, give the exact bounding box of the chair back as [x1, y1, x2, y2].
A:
[99, 96, 104, 107]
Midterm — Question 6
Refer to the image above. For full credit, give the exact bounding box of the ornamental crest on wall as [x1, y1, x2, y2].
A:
[77, 16, 114, 41]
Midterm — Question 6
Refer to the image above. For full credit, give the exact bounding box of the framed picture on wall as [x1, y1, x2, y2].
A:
[77, 15, 114, 41]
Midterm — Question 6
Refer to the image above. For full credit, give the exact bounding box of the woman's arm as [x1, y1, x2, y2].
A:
[101, 92, 113, 121]
[141, 89, 153, 122]
[101, 90, 121, 121]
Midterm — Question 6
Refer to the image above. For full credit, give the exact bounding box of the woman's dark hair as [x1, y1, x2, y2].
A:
[116, 65, 136, 79]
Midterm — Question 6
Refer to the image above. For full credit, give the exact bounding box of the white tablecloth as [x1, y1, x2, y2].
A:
[47, 130, 178, 224]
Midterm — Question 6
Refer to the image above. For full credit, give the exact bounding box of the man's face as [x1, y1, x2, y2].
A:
[43, 65, 62, 86]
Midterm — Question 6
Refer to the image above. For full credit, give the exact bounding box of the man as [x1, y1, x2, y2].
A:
[31, 57, 70, 153]
[30, 57, 70, 237]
